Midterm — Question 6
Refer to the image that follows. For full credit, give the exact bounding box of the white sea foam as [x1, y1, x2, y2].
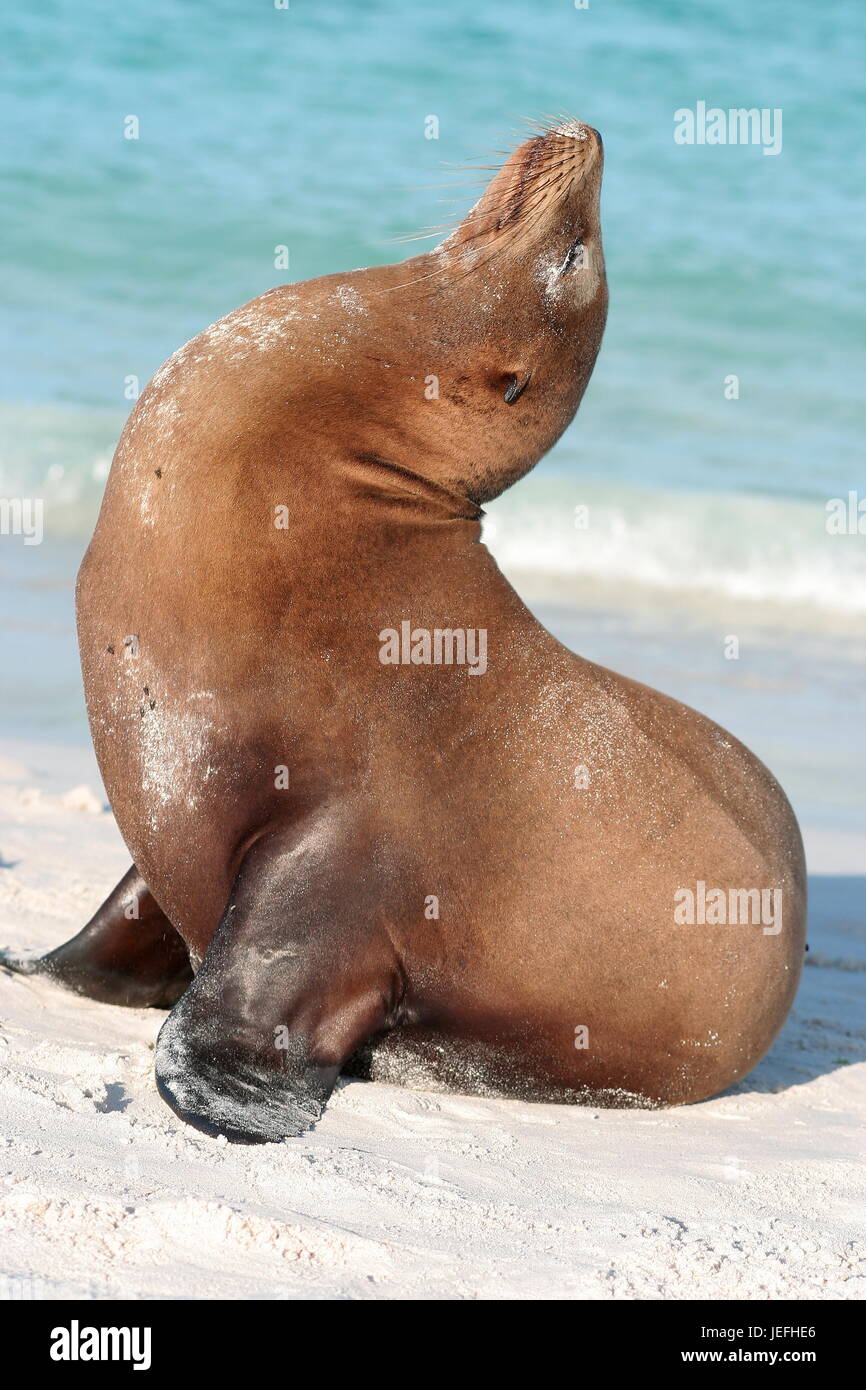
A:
[484, 480, 866, 620]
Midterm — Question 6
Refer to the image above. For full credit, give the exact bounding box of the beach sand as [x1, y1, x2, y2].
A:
[0, 739, 863, 1301]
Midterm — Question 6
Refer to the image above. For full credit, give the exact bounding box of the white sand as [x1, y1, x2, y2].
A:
[0, 741, 863, 1301]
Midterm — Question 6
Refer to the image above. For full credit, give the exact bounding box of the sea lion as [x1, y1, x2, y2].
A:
[2, 118, 806, 1141]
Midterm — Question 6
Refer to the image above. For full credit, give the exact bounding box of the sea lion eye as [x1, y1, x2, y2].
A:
[560, 238, 586, 274]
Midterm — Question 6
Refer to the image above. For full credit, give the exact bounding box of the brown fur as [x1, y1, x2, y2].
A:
[6, 122, 805, 1139]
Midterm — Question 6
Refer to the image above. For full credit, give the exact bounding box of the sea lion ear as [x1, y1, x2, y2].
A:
[502, 370, 532, 404]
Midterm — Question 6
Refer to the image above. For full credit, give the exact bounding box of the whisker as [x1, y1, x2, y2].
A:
[386, 160, 574, 247]
[373, 115, 585, 292]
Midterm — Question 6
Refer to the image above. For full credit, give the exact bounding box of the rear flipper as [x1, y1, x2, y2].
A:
[0, 864, 192, 1007]
[155, 825, 407, 1142]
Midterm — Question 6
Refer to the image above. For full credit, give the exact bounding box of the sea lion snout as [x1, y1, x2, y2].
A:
[455, 117, 604, 251]
[550, 119, 602, 158]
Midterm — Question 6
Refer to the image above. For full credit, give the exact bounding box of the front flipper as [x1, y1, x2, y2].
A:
[0, 865, 192, 1007]
[155, 826, 406, 1142]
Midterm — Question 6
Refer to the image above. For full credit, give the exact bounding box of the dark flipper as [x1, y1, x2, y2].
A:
[155, 826, 406, 1142]
[0, 865, 192, 1007]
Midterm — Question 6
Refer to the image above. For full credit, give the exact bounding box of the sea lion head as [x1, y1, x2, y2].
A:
[362, 117, 608, 507]
[141, 119, 607, 518]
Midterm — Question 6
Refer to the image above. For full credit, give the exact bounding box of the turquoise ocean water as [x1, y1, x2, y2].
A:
[1, 0, 864, 831]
